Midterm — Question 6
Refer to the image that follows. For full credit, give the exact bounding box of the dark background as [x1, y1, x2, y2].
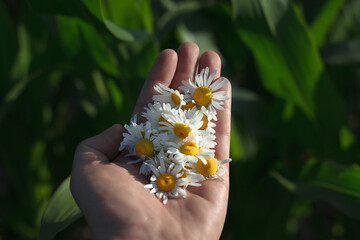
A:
[1, 0, 360, 239]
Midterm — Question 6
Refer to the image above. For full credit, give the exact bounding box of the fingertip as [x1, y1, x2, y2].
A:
[159, 48, 178, 63]
[110, 123, 126, 134]
[132, 49, 178, 115]
[199, 51, 221, 78]
[177, 41, 199, 54]
[170, 42, 200, 90]
[149, 48, 177, 78]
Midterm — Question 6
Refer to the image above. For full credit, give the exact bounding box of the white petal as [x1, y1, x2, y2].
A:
[207, 69, 217, 86]
[127, 159, 142, 164]
[210, 77, 228, 91]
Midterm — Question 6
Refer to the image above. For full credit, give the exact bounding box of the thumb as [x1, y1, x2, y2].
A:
[74, 124, 125, 164]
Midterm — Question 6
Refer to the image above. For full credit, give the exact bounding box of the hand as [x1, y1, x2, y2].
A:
[70, 42, 232, 240]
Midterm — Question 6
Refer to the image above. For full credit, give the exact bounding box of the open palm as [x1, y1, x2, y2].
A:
[70, 42, 232, 240]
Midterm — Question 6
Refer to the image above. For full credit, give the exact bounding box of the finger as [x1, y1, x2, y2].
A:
[74, 124, 125, 165]
[170, 42, 199, 90]
[198, 51, 221, 79]
[198, 51, 231, 161]
[132, 49, 178, 115]
[214, 81, 232, 162]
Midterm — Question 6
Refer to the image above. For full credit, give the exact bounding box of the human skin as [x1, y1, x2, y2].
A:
[70, 42, 232, 240]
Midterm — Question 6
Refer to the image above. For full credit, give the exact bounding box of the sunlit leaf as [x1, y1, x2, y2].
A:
[107, 79, 123, 110]
[92, 70, 109, 104]
[230, 121, 244, 161]
[78, 20, 119, 76]
[102, 19, 139, 41]
[80, 0, 152, 41]
[38, 177, 82, 240]
[339, 126, 356, 150]
[327, 0, 360, 43]
[311, 0, 345, 46]
[56, 15, 82, 57]
[10, 24, 31, 81]
[232, 0, 323, 118]
[81, 99, 98, 117]
[176, 22, 219, 55]
[157, 1, 205, 38]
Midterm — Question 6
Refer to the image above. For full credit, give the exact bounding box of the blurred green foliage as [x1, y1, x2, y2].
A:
[1, 0, 360, 239]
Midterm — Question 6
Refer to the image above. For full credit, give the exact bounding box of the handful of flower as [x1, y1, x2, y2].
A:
[119, 67, 231, 204]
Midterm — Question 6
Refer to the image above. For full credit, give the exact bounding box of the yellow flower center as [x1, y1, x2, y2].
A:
[157, 173, 176, 192]
[193, 86, 212, 107]
[180, 169, 187, 178]
[180, 142, 200, 156]
[181, 101, 196, 111]
[199, 114, 208, 130]
[196, 158, 218, 177]
[135, 138, 154, 158]
[173, 123, 191, 139]
[171, 92, 181, 105]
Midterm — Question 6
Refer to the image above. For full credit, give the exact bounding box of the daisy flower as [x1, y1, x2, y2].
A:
[180, 100, 217, 132]
[144, 157, 204, 204]
[153, 83, 186, 108]
[142, 103, 175, 129]
[166, 133, 216, 165]
[119, 121, 163, 164]
[188, 106, 217, 133]
[187, 157, 232, 181]
[180, 67, 229, 114]
[139, 150, 169, 175]
[159, 108, 203, 140]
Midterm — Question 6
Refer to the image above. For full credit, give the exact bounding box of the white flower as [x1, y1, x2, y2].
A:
[186, 158, 232, 181]
[180, 67, 229, 114]
[153, 83, 186, 108]
[139, 150, 169, 175]
[144, 157, 204, 204]
[187, 106, 217, 133]
[159, 108, 203, 140]
[166, 133, 216, 165]
[142, 103, 175, 129]
[119, 120, 163, 164]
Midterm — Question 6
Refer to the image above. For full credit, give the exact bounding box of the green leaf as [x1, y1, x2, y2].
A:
[272, 159, 360, 220]
[327, 0, 360, 43]
[80, 0, 152, 41]
[56, 15, 82, 57]
[103, 19, 138, 41]
[339, 126, 356, 151]
[38, 177, 82, 240]
[311, 0, 345, 46]
[92, 70, 109, 105]
[157, 1, 204, 39]
[107, 78, 123, 110]
[232, 0, 323, 118]
[10, 24, 31, 81]
[230, 120, 244, 161]
[77, 19, 120, 76]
